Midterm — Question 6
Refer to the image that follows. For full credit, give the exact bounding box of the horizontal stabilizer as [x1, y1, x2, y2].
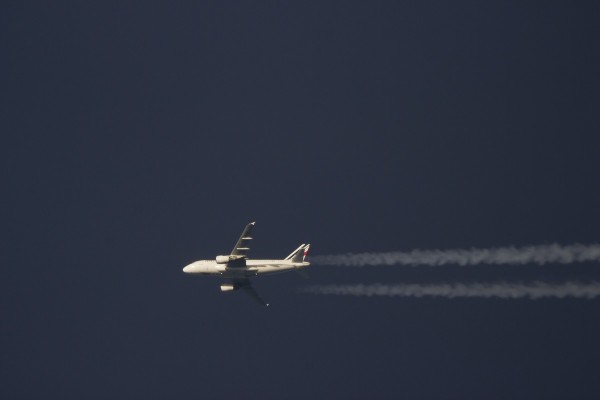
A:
[285, 244, 306, 260]
[286, 244, 310, 262]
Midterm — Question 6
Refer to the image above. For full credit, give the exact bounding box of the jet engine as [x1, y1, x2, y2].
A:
[215, 255, 231, 264]
[220, 283, 238, 292]
[216, 255, 245, 265]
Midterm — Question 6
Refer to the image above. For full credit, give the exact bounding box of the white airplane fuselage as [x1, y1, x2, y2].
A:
[183, 259, 310, 278]
[183, 222, 310, 305]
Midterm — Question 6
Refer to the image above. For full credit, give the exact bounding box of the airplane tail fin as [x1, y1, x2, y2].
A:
[302, 244, 310, 261]
[286, 244, 310, 262]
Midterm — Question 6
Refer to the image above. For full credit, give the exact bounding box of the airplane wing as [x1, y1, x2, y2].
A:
[233, 278, 269, 307]
[230, 222, 255, 257]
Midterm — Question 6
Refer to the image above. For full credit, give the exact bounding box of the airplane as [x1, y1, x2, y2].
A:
[182, 222, 310, 306]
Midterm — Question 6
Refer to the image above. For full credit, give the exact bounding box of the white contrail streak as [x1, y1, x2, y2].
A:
[311, 243, 600, 267]
[301, 281, 600, 299]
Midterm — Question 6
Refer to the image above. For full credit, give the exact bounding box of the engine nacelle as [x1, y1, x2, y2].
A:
[220, 283, 238, 292]
[215, 255, 231, 264]
[216, 255, 245, 265]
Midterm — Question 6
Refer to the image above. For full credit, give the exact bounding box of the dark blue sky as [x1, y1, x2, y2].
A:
[2, 2, 600, 399]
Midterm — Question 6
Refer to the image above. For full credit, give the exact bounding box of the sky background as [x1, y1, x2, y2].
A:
[2, 2, 600, 399]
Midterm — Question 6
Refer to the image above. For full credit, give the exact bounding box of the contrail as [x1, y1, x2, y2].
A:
[301, 281, 600, 299]
[311, 243, 600, 267]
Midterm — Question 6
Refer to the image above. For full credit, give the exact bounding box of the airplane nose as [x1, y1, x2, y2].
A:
[183, 264, 192, 273]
